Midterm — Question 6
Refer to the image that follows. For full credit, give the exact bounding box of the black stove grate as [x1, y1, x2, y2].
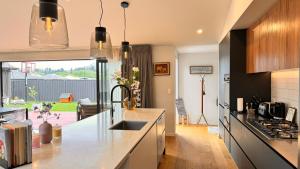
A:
[247, 119, 298, 139]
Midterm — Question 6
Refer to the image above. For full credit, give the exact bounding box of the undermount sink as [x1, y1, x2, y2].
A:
[109, 121, 147, 130]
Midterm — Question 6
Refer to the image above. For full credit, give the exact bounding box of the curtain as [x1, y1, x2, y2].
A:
[122, 45, 153, 108]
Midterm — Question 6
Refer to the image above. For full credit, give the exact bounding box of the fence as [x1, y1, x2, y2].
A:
[11, 79, 100, 102]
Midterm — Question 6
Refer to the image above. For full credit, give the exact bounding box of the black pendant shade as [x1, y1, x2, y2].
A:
[120, 1, 131, 61]
[122, 41, 130, 52]
[39, 0, 58, 22]
[89, 0, 112, 59]
[95, 27, 107, 43]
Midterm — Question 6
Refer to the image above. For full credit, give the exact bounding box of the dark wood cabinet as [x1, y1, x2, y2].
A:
[247, 0, 300, 73]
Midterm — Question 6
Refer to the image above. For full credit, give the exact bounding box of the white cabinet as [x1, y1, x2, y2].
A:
[129, 124, 157, 169]
[156, 113, 165, 165]
[116, 156, 130, 169]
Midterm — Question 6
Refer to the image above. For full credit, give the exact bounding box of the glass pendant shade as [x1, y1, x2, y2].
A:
[90, 27, 113, 60]
[120, 41, 132, 63]
[29, 0, 69, 49]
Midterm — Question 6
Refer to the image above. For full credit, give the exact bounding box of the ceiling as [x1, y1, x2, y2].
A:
[0, 0, 231, 50]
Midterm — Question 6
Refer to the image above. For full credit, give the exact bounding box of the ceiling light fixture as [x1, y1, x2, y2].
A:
[29, 0, 69, 49]
[90, 0, 113, 59]
[120, 1, 131, 61]
[197, 29, 203, 34]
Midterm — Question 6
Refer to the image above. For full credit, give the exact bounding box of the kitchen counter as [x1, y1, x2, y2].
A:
[18, 108, 165, 169]
[230, 111, 297, 168]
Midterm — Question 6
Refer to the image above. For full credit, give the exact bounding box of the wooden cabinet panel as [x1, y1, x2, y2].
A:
[246, 29, 255, 73]
[246, 0, 299, 73]
[286, 0, 300, 69]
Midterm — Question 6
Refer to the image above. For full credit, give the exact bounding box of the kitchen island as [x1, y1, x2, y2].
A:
[18, 108, 165, 169]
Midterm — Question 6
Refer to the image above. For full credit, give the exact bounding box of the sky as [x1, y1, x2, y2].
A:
[8, 60, 96, 70]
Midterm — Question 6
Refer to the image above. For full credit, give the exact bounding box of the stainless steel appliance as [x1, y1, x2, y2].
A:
[258, 102, 272, 117]
[258, 102, 286, 119]
[223, 74, 230, 130]
[269, 102, 286, 119]
[247, 118, 298, 139]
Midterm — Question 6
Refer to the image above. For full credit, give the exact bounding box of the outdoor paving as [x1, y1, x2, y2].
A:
[28, 111, 77, 130]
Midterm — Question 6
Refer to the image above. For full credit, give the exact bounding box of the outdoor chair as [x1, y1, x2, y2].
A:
[175, 98, 189, 125]
[77, 98, 98, 121]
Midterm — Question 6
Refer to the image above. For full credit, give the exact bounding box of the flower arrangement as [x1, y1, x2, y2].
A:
[37, 103, 61, 122]
[113, 67, 141, 109]
[113, 67, 140, 91]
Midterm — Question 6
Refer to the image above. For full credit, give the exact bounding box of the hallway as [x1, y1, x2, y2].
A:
[158, 125, 237, 169]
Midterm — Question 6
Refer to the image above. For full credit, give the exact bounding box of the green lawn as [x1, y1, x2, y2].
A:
[5, 101, 78, 112]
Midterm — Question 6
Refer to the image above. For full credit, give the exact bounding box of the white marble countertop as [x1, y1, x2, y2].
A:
[18, 108, 165, 169]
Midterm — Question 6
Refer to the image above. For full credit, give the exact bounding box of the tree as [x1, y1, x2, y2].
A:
[28, 86, 38, 102]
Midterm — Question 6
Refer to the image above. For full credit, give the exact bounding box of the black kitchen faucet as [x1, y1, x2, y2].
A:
[110, 85, 131, 123]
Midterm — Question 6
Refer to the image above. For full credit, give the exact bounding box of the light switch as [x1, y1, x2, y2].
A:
[167, 88, 172, 94]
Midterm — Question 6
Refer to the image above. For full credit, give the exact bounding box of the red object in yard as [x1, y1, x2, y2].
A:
[59, 93, 74, 103]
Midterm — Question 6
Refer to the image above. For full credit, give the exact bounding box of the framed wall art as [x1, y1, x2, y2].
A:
[153, 62, 170, 76]
[190, 65, 213, 74]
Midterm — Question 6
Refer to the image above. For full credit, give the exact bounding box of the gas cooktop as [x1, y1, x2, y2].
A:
[247, 118, 298, 139]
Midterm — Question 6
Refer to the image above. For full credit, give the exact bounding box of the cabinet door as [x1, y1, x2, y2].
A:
[286, 0, 300, 68]
[246, 29, 255, 73]
[230, 136, 255, 169]
[219, 105, 224, 123]
[224, 128, 230, 151]
[219, 120, 225, 140]
[129, 124, 157, 169]
[247, 0, 300, 72]
[241, 126, 294, 169]
[219, 34, 230, 105]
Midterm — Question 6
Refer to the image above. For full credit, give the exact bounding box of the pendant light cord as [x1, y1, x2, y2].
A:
[99, 0, 104, 26]
[123, 8, 127, 41]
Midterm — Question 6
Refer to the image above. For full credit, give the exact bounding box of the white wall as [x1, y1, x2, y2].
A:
[152, 46, 176, 136]
[271, 69, 299, 123]
[219, 0, 253, 42]
[178, 51, 219, 125]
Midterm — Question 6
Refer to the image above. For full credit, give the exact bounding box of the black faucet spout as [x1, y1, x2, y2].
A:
[110, 85, 132, 123]
[111, 85, 131, 103]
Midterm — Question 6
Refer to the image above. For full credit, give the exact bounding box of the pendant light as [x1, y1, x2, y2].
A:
[90, 0, 113, 60]
[120, 1, 132, 62]
[29, 0, 69, 49]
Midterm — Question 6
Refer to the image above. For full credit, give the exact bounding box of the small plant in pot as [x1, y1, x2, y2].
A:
[37, 103, 61, 144]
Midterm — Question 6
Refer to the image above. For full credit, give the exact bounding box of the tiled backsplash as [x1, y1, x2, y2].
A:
[271, 69, 299, 123]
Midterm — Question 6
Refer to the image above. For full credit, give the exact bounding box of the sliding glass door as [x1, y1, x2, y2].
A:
[96, 59, 108, 113]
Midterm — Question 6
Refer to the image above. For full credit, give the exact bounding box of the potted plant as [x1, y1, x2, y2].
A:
[37, 103, 61, 144]
[113, 67, 140, 109]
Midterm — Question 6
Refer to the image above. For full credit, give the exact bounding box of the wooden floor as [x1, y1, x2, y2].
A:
[158, 125, 238, 169]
